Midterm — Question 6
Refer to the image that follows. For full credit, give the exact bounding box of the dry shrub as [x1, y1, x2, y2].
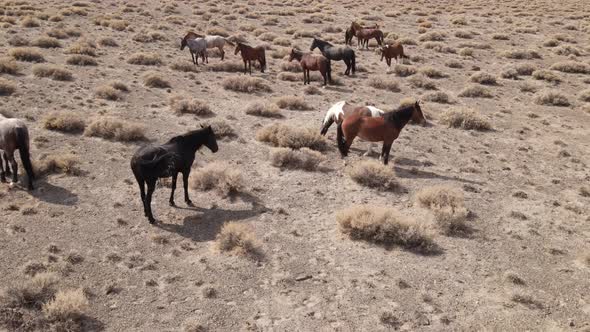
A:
[143, 72, 170, 88]
[0, 57, 19, 75]
[170, 62, 198, 72]
[43, 112, 85, 133]
[470, 72, 497, 85]
[277, 72, 299, 82]
[0, 78, 16, 96]
[8, 36, 29, 47]
[418, 31, 445, 42]
[21, 16, 39, 27]
[519, 81, 539, 93]
[511, 292, 544, 310]
[208, 61, 244, 73]
[280, 61, 302, 72]
[109, 20, 129, 31]
[65, 39, 96, 56]
[190, 162, 243, 196]
[416, 186, 468, 235]
[502, 50, 541, 59]
[9, 47, 45, 62]
[419, 66, 446, 79]
[554, 45, 580, 56]
[46, 28, 68, 39]
[207, 27, 229, 37]
[32, 65, 73, 81]
[440, 108, 491, 130]
[423, 42, 456, 53]
[515, 64, 536, 76]
[398, 37, 417, 45]
[336, 205, 435, 252]
[170, 97, 213, 116]
[408, 74, 437, 90]
[216, 222, 261, 258]
[42, 288, 88, 321]
[270, 147, 325, 171]
[550, 61, 590, 74]
[98, 37, 118, 47]
[0, 272, 58, 310]
[458, 47, 473, 57]
[304, 86, 321, 95]
[256, 123, 328, 151]
[501, 69, 519, 79]
[451, 17, 467, 25]
[393, 64, 416, 77]
[35, 154, 81, 176]
[205, 120, 237, 140]
[244, 101, 282, 118]
[579, 89, 590, 102]
[222, 76, 271, 93]
[445, 60, 463, 68]
[347, 160, 399, 191]
[127, 53, 162, 66]
[454, 30, 472, 39]
[534, 90, 570, 106]
[423, 91, 451, 103]
[459, 85, 493, 98]
[368, 77, 400, 92]
[32, 37, 61, 49]
[95, 85, 122, 101]
[66, 54, 97, 66]
[492, 33, 509, 40]
[532, 69, 561, 83]
[543, 39, 559, 47]
[84, 117, 146, 141]
[275, 96, 312, 110]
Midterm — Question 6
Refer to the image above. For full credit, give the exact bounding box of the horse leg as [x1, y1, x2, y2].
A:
[0, 153, 5, 183]
[219, 47, 224, 60]
[6, 151, 17, 184]
[145, 179, 157, 224]
[243, 59, 247, 74]
[190, 50, 196, 65]
[249, 60, 252, 75]
[344, 59, 350, 75]
[382, 142, 393, 165]
[136, 177, 148, 216]
[169, 172, 178, 207]
[182, 170, 193, 206]
[2, 152, 10, 176]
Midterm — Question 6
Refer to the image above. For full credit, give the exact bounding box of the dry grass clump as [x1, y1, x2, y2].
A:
[143, 72, 170, 88]
[418, 31, 445, 42]
[270, 147, 325, 171]
[170, 97, 213, 116]
[549, 61, 590, 74]
[244, 101, 282, 118]
[304, 86, 321, 95]
[98, 37, 118, 47]
[458, 85, 493, 98]
[0, 78, 16, 96]
[419, 66, 446, 79]
[65, 39, 96, 56]
[95, 85, 122, 101]
[21, 16, 40, 27]
[275, 96, 312, 110]
[368, 77, 400, 92]
[454, 30, 473, 39]
[515, 64, 536, 76]
[207, 61, 244, 73]
[8, 36, 29, 47]
[554, 45, 580, 56]
[0, 272, 58, 310]
[511, 292, 544, 310]
[534, 90, 570, 106]
[458, 47, 473, 57]
[423, 91, 451, 103]
[0, 57, 19, 75]
[277, 72, 299, 82]
[336, 205, 435, 252]
[35, 154, 81, 176]
[32, 64, 73, 81]
[392, 64, 416, 77]
[42, 288, 88, 321]
[439, 108, 491, 130]
[347, 160, 399, 191]
[416, 186, 468, 235]
[32, 37, 61, 48]
[170, 62, 199, 73]
[9, 47, 45, 62]
[502, 50, 541, 59]
[532, 69, 561, 83]
[127, 53, 162, 66]
[470, 72, 497, 85]
[423, 42, 456, 53]
[216, 222, 261, 259]
[43, 112, 86, 133]
[202, 120, 237, 140]
[256, 123, 328, 151]
[579, 89, 590, 102]
[408, 74, 437, 90]
[84, 117, 146, 141]
[398, 37, 417, 45]
[519, 81, 540, 93]
[66, 54, 97, 66]
[501, 69, 519, 80]
[207, 27, 230, 37]
[222, 76, 272, 93]
[190, 162, 243, 197]
[445, 60, 463, 68]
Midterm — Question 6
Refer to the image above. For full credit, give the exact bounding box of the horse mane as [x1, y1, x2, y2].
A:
[383, 105, 414, 129]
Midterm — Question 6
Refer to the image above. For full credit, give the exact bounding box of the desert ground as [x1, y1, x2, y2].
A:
[1, 0, 589, 331]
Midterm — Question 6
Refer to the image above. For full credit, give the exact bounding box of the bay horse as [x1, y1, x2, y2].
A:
[380, 43, 408, 66]
[310, 38, 355, 75]
[320, 100, 384, 136]
[0, 116, 35, 189]
[234, 42, 266, 74]
[130, 126, 218, 224]
[184, 32, 235, 60]
[350, 22, 384, 49]
[288, 48, 331, 86]
[337, 101, 426, 165]
[346, 22, 379, 46]
[180, 34, 207, 65]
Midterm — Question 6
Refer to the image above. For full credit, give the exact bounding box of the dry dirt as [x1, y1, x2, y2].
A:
[1, 0, 590, 331]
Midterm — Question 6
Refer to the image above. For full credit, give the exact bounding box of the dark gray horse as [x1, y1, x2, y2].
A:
[310, 38, 356, 75]
[0, 116, 35, 190]
[130, 126, 218, 224]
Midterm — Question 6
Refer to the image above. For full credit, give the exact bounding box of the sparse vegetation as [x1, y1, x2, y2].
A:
[534, 90, 570, 106]
[347, 160, 399, 191]
[222, 76, 272, 93]
[9, 47, 45, 62]
[550, 61, 590, 74]
[143, 72, 170, 88]
[270, 147, 325, 171]
[440, 108, 491, 130]
[0, 78, 16, 96]
[470, 72, 497, 85]
[392, 64, 416, 77]
[127, 52, 162, 65]
[216, 222, 261, 258]
[190, 162, 244, 197]
[256, 123, 328, 151]
[275, 96, 312, 110]
[532, 69, 561, 83]
[368, 77, 400, 92]
[84, 117, 146, 141]
[66, 54, 97, 66]
[32, 64, 73, 81]
[0, 58, 19, 75]
[35, 154, 81, 176]
[66, 39, 96, 56]
[416, 186, 469, 235]
[43, 112, 86, 133]
[423, 91, 451, 103]
[170, 97, 213, 116]
[458, 85, 493, 98]
[32, 37, 62, 48]
[502, 50, 541, 59]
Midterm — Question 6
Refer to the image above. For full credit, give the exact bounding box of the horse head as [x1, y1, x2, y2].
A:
[180, 37, 187, 50]
[234, 43, 241, 55]
[288, 48, 298, 62]
[412, 101, 427, 125]
[310, 38, 318, 51]
[202, 125, 219, 153]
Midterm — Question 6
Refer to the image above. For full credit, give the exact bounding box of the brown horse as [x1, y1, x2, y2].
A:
[380, 42, 408, 66]
[234, 42, 266, 74]
[288, 48, 331, 86]
[337, 101, 426, 165]
[321, 100, 384, 136]
[350, 22, 384, 49]
[346, 22, 379, 46]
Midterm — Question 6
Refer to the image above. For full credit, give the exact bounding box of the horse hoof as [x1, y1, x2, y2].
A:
[186, 201, 194, 207]
[148, 218, 156, 224]
[169, 201, 176, 207]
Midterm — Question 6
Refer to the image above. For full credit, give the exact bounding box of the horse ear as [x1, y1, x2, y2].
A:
[200, 124, 205, 128]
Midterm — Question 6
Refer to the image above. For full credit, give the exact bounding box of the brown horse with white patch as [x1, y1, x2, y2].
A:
[234, 42, 266, 74]
[337, 101, 426, 165]
[288, 48, 331, 86]
[350, 22, 384, 49]
[380, 42, 408, 66]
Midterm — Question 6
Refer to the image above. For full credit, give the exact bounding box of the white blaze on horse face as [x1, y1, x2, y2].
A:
[324, 100, 346, 125]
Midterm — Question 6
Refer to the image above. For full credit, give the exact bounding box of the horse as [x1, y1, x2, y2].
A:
[380, 42, 408, 66]
[180, 34, 207, 65]
[234, 42, 266, 74]
[0, 116, 35, 189]
[350, 22, 384, 49]
[310, 38, 355, 76]
[184, 32, 235, 60]
[347, 22, 379, 46]
[320, 100, 384, 136]
[130, 126, 218, 224]
[288, 48, 331, 86]
[337, 101, 426, 165]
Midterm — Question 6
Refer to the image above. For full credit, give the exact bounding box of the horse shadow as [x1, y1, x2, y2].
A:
[393, 165, 484, 186]
[29, 181, 79, 206]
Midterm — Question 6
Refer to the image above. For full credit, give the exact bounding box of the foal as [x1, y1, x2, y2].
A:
[234, 42, 266, 74]
[288, 48, 331, 86]
[337, 101, 426, 165]
[0, 117, 35, 189]
[130, 126, 218, 224]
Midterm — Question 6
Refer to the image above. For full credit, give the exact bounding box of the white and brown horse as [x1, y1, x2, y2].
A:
[0, 115, 34, 189]
[183, 32, 235, 60]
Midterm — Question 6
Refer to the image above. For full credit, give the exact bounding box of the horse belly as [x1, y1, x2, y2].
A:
[357, 127, 384, 142]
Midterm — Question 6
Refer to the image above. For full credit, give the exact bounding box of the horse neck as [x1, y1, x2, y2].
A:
[181, 131, 207, 153]
[386, 107, 414, 130]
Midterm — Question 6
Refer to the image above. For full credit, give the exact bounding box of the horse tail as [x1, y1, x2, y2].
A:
[336, 123, 347, 157]
[351, 51, 356, 74]
[223, 38, 235, 46]
[15, 127, 35, 185]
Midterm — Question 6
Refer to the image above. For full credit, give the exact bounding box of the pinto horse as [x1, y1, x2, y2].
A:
[131, 126, 218, 224]
[350, 22, 384, 49]
[184, 32, 235, 60]
[289, 48, 331, 86]
[320, 100, 384, 136]
[337, 101, 426, 165]
[310, 38, 355, 75]
[234, 42, 266, 74]
[380, 42, 408, 66]
[0, 116, 34, 189]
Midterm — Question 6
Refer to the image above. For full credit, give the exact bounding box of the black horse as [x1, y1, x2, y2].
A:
[130, 126, 218, 224]
[310, 38, 356, 75]
[344, 28, 354, 46]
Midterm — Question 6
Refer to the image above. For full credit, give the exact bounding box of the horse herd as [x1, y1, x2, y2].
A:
[0, 21, 427, 225]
